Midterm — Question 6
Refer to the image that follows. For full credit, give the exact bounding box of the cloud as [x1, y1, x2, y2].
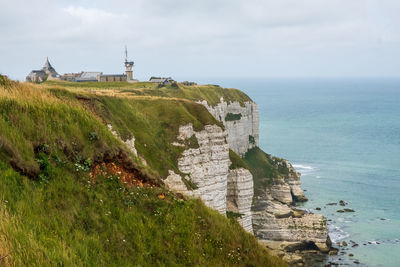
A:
[0, 0, 399, 80]
[63, 6, 125, 24]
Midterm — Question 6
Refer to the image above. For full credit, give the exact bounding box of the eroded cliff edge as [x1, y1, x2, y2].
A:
[165, 96, 331, 262]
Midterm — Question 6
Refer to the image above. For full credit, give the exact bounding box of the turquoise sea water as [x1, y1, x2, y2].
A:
[205, 78, 400, 266]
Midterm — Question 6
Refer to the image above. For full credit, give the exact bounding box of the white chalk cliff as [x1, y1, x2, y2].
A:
[164, 97, 330, 253]
[198, 98, 259, 156]
[166, 124, 229, 214]
[227, 168, 254, 232]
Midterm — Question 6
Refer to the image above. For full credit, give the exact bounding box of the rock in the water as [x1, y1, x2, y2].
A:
[339, 200, 347, 206]
[315, 242, 330, 253]
[336, 210, 345, 213]
[344, 208, 355, 212]
[329, 248, 339, 255]
[342, 241, 348, 247]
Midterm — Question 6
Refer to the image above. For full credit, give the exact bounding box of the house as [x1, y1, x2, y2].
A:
[75, 72, 103, 82]
[149, 77, 175, 85]
[61, 72, 82, 81]
[26, 70, 47, 83]
[60, 72, 103, 82]
[98, 74, 127, 82]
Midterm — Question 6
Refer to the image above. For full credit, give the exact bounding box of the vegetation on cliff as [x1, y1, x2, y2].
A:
[0, 77, 286, 266]
[44, 80, 252, 107]
[244, 147, 292, 197]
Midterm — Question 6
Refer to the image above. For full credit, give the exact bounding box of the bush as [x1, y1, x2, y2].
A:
[225, 113, 242, 121]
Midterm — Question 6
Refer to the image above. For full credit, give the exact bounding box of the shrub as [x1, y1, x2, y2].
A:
[225, 113, 242, 121]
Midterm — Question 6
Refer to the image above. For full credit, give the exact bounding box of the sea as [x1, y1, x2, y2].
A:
[198, 77, 400, 267]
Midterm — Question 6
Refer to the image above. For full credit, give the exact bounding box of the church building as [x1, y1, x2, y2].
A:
[26, 57, 60, 83]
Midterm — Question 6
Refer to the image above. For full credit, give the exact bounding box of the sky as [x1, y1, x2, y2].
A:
[1, 0, 400, 81]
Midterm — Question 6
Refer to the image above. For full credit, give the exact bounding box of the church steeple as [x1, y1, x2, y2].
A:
[43, 56, 53, 71]
[42, 57, 59, 77]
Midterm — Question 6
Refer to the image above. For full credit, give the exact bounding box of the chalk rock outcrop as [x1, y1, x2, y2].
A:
[281, 159, 307, 202]
[167, 124, 229, 214]
[252, 171, 329, 252]
[107, 124, 138, 157]
[164, 170, 193, 197]
[227, 168, 254, 233]
[198, 98, 259, 157]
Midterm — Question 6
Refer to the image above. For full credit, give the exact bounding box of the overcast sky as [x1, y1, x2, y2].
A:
[1, 0, 400, 81]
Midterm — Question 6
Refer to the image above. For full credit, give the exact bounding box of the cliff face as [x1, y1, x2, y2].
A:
[198, 98, 329, 252]
[198, 98, 259, 157]
[252, 169, 329, 252]
[165, 124, 229, 214]
[162, 93, 330, 258]
[227, 168, 254, 232]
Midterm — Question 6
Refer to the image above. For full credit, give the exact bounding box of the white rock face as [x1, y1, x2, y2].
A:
[124, 136, 138, 157]
[107, 124, 138, 156]
[166, 124, 229, 214]
[164, 170, 193, 197]
[282, 159, 307, 202]
[252, 185, 329, 250]
[227, 168, 254, 233]
[198, 98, 259, 156]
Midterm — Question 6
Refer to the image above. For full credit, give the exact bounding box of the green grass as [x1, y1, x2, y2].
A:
[0, 93, 124, 179]
[49, 87, 221, 178]
[225, 113, 242, 121]
[44, 80, 252, 107]
[244, 147, 290, 197]
[229, 149, 249, 170]
[0, 78, 286, 266]
[0, 161, 285, 267]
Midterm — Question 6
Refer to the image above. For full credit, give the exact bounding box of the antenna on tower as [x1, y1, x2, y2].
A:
[125, 45, 128, 63]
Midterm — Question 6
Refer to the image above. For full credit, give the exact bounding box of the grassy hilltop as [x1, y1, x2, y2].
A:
[0, 77, 286, 266]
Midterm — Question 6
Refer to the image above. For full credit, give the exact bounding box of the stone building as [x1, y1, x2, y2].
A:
[26, 57, 60, 83]
[61, 72, 103, 82]
[98, 74, 127, 82]
[26, 70, 47, 83]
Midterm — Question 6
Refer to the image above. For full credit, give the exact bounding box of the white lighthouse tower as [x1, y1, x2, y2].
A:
[124, 46, 134, 82]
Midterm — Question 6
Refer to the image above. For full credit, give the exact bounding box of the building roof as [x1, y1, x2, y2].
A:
[30, 70, 46, 75]
[80, 72, 103, 79]
[74, 77, 99, 82]
[149, 77, 174, 83]
[42, 57, 59, 77]
[99, 74, 127, 77]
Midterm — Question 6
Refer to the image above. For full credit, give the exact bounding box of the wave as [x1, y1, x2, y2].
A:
[328, 224, 350, 242]
[292, 164, 316, 174]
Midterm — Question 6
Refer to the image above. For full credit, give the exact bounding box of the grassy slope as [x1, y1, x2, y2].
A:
[44, 80, 252, 107]
[0, 77, 286, 266]
[244, 147, 291, 198]
[49, 87, 222, 178]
